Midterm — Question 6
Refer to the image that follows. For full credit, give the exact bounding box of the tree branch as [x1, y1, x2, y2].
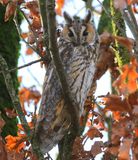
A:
[45, 0, 79, 130]
[0, 54, 31, 137]
[8, 58, 43, 72]
[0, 54, 44, 160]
[38, 0, 51, 61]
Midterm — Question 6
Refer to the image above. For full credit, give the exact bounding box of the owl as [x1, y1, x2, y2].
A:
[35, 10, 100, 154]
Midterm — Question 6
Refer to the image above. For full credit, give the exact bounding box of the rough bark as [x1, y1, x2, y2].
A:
[0, 4, 20, 138]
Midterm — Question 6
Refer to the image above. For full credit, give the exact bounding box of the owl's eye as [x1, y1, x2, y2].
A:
[68, 31, 74, 37]
[83, 30, 88, 36]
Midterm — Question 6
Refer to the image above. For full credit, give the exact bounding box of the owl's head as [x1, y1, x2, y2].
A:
[61, 10, 95, 46]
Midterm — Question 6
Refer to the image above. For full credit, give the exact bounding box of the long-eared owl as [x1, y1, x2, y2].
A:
[36, 10, 100, 153]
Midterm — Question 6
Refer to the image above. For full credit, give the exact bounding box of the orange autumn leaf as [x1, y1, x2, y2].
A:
[86, 127, 103, 140]
[21, 33, 28, 39]
[18, 76, 22, 83]
[102, 94, 131, 113]
[113, 58, 138, 94]
[118, 138, 132, 160]
[56, 0, 64, 15]
[134, 128, 138, 137]
[127, 0, 138, 5]
[5, 134, 27, 153]
[26, 47, 34, 55]
[19, 87, 41, 106]
[112, 111, 122, 121]
[17, 122, 34, 131]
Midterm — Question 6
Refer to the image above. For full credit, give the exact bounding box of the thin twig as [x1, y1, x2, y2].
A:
[38, 0, 51, 61]
[21, 55, 42, 87]
[13, 12, 37, 52]
[14, 10, 50, 63]
[46, 153, 54, 160]
[9, 58, 43, 72]
[46, 0, 79, 130]
[0, 54, 31, 139]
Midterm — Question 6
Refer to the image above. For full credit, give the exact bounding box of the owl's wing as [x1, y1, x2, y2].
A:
[35, 63, 70, 153]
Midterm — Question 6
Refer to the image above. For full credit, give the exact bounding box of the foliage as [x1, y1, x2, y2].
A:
[0, 0, 138, 159]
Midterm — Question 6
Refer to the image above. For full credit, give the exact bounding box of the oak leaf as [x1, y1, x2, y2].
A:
[118, 138, 132, 160]
[102, 94, 131, 113]
[25, 1, 39, 17]
[91, 141, 103, 157]
[112, 36, 134, 52]
[5, 134, 27, 153]
[86, 127, 103, 139]
[113, 58, 138, 95]
[5, 2, 16, 22]
[56, 0, 64, 15]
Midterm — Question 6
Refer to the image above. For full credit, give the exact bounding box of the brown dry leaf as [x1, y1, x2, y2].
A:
[114, 0, 127, 10]
[94, 32, 116, 81]
[0, 136, 8, 160]
[31, 16, 41, 30]
[28, 32, 35, 44]
[111, 118, 133, 144]
[7, 150, 24, 160]
[102, 94, 131, 113]
[132, 139, 138, 160]
[86, 127, 103, 140]
[112, 36, 134, 52]
[132, 105, 138, 116]
[25, 1, 39, 17]
[128, 91, 138, 109]
[105, 145, 120, 157]
[118, 138, 132, 160]
[91, 141, 103, 157]
[5, 2, 16, 22]
[113, 58, 138, 95]
[0, 0, 8, 5]
[21, 33, 28, 39]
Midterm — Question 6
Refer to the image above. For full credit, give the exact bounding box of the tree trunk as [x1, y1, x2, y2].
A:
[0, 4, 21, 138]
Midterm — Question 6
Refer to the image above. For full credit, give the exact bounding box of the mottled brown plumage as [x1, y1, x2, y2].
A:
[36, 10, 100, 153]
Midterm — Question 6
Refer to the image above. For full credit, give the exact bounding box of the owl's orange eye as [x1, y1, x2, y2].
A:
[83, 30, 88, 36]
[68, 31, 74, 37]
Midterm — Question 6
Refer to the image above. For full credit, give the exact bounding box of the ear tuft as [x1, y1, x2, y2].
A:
[63, 12, 73, 24]
[84, 10, 92, 23]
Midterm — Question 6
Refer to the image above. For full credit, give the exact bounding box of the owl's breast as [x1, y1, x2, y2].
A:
[59, 44, 97, 116]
